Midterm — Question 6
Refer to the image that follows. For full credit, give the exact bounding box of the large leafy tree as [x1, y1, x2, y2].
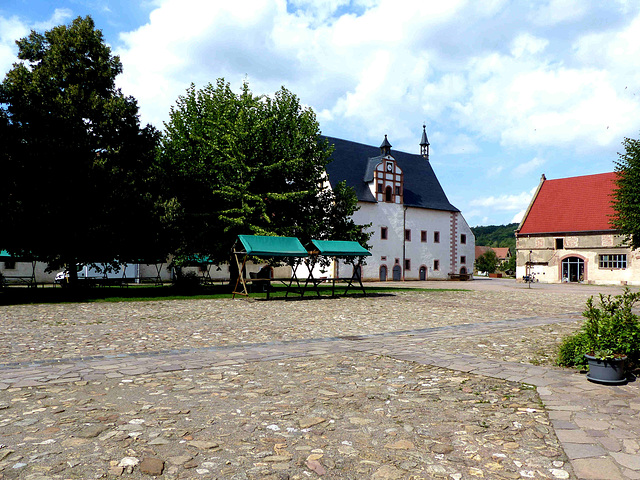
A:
[475, 249, 498, 274]
[0, 16, 163, 281]
[160, 79, 367, 265]
[613, 136, 640, 250]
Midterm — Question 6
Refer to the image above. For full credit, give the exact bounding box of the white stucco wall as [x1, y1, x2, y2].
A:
[345, 202, 475, 281]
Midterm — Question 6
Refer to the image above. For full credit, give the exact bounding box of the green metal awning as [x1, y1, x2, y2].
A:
[311, 240, 371, 257]
[237, 235, 309, 258]
[0, 250, 32, 260]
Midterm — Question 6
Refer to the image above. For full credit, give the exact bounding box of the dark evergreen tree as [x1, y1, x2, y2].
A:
[0, 16, 163, 283]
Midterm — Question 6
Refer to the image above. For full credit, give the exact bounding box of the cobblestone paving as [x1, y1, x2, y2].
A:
[424, 322, 584, 367]
[0, 290, 592, 364]
[0, 355, 568, 480]
[0, 281, 638, 480]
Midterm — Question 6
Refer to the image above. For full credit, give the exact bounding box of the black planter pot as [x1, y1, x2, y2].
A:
[585, 354, 627, 385]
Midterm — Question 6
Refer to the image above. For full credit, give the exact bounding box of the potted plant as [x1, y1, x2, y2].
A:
[557, 288, 640, 384]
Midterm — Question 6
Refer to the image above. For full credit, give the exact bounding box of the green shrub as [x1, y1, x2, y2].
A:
[173, 271, 201, 292]
[558, 288, 640, 369]
[557, 331, 589, 368]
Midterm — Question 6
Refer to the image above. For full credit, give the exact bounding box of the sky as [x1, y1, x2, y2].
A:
[2, 0, 640, 227]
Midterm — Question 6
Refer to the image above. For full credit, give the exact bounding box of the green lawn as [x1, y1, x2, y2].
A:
[0, 283, 469, 305]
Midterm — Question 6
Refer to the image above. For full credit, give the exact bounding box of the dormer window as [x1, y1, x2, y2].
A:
[373, 139, 403, 204]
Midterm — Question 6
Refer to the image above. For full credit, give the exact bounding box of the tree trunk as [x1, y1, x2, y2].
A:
[66, 259, 78, 287]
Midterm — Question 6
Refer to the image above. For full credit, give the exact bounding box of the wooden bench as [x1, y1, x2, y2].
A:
[0, 275, 37, 288]
[448, 273, 472, 281]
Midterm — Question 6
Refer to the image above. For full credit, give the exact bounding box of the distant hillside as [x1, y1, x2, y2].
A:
[470, 223, 518, 251]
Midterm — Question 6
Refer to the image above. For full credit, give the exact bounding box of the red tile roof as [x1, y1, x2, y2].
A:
[518, 172, 618, 235]
[475, 246, 511, 260]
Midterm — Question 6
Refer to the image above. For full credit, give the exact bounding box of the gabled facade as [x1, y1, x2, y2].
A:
[324, 129, 475, 281]
[515, 172, 640, 285]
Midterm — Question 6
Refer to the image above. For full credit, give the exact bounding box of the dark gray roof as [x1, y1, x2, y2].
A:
[420, 126, 429, 147]
[323, 136, 459, 212]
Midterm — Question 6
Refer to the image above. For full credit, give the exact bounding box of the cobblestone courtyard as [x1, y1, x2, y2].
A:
[0, 279, 638, 479]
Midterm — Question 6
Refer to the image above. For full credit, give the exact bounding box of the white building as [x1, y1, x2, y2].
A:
[324, 129, 475, 281]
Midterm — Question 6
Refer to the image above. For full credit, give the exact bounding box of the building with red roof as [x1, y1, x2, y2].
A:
[475, 246, 511, 263]
[515, 172, 639, 285]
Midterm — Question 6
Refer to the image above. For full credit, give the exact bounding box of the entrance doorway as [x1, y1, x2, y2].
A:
[562, 257, 584, 282]
[379, 265, 387, 281]
[392, 265, 402, 281]
[419, 266, 427, 280]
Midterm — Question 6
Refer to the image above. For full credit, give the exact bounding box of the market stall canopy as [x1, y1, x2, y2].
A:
[237, 235, 309, 258]
[311, 240, 371, 257]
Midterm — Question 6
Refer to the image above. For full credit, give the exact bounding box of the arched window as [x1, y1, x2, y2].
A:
[385, 186, 393, 202]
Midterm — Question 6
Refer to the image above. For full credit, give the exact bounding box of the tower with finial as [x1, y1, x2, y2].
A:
[380, 134, 391, 156]
[420, 125, 430, 160]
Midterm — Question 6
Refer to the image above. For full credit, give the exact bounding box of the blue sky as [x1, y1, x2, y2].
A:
[2, 1, 640, 227]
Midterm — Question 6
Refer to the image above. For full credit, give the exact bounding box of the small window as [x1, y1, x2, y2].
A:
[395, 186, 401, 195]
[461, 234, 466, 245]
[395, 258, 400, 265]
[599, 254, 627, 269]
[434, 231, 440, 243]
[4, 260, 16, 270]
[377, 183, 384, 193]
[404, 259, 411, 270]
[421, 230, 427, 242]
[381, 256, 387, 261]
[461, 256, 466, 264]
[405, 229, 411, 241]
[555, 238, 564, 250]
[434, 259, 440, 271]
[381, 227, 388, 240]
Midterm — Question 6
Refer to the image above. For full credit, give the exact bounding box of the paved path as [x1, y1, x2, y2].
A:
[1, 309, 637, 480]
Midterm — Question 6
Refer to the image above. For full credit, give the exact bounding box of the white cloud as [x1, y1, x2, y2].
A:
[108, 0, 640, 159]
[511, 209, 526, 224]
[513, 157, 545, 177]
[529, 0, 589, 26]
[510, 33, 548, 58]
[469, 189, 535, 212]
[0, 16, 29, 76]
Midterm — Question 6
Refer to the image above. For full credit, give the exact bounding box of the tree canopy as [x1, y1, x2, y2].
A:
[613, 136, 640, 250]
[470, 223, 517, 251]
[0, 16, 162, 275]
[475, 249, 498, 274]
[160, 79, 367, 265]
